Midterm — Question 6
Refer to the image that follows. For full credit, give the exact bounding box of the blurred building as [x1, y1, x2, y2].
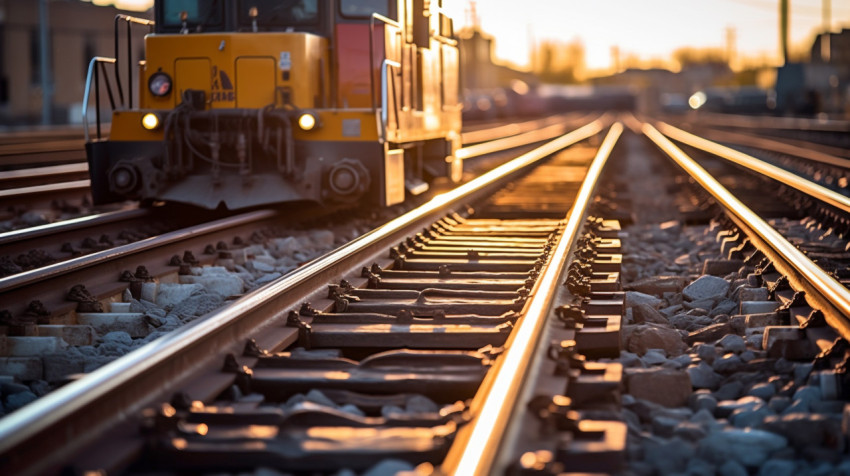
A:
[456, 27, 535, 92]
[0, 0, 152, 127]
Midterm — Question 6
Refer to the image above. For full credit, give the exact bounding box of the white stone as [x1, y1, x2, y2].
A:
[0, 357, 43, 380]
[77, 313, 151, 338]
[255, 272, 282, 286]
[37, 325, 95, 346]
[140, 282, 157, 302]
[109, 302, 131, 313]
[271, 237, 300, 256]
[155, 283, 206, 307]
[179, 274, 243, 298]
[7, 337, 67, 357]
[308, 230, 335, 249]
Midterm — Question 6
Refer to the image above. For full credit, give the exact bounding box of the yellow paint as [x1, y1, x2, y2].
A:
[140, 33, 328, 111]
[236, 57, 276, 108]
[173, 58, 211, 107]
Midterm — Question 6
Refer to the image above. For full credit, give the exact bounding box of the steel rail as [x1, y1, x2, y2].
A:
[656, 121, 850, 214]
[0, 118, 606, 475]
[0, 163, 89, 190]
[684, 126, 850, 165]
[643, 122, 850, 340]
[457, 113, 609, 161]
[0, 206, 144, 248]
[690, 111, 850, 132]
[460, 113, 584, 144]
[443, 122, 624, 476]
[0, 179, 90, 200]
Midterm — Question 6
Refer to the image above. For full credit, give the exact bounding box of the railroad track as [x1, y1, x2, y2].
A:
[1, 114, 849, 474]
[0, 117, 628, 474]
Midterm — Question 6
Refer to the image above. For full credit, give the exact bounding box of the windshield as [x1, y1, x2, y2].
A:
[238, 0, 320, 27]
[159, 0, 223, 29]
[340, 0, 389, 18]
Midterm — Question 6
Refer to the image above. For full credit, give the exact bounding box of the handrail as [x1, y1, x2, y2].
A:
[369, 13, 402, 112]
[380, 59, 400, 143]
[82, 56, 117, 142]
[113, 14, 155, 110]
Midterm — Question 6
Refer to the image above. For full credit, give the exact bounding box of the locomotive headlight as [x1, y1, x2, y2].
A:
[297, 112, 318, 131]
[141, 113, 161, 130]
[148, 72, 172, 97]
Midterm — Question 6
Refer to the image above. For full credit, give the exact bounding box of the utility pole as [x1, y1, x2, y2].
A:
[821, 0, 831, 62]
[779, 0, 789, 65]
[725, 26, 736, 70]
[39, 0, 52, 125]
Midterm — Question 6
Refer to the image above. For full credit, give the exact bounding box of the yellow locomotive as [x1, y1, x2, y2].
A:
[85, 0, 461, 209]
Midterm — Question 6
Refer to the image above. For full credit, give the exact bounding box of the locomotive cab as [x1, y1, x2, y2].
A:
[85, 0, 461, 209]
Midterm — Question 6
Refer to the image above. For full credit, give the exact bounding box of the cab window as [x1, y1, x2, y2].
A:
[159, 0, 223, 28]
[238, 0, 320, 27]
[340, 0, 389, 18]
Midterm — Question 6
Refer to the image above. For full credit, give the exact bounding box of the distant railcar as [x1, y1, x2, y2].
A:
[85, 0, 462, 209]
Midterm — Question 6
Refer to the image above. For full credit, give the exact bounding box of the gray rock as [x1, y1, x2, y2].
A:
[625, 291, 664, 309]
[718, 334, 746, 353]
[625, 367, 692, 407]
[757, 459, 796, 476]
[405, 395, 438, 414]
[308, 230, 336, 249]
[674, 421, 708, 441]
[667, 354, 693, 369]
[251, 260, 276, 273]
[711, 299, 737, 317]
[739, 287, 770, 302]
[361, 459, 415, 476]
[632, 304, 671, 327]
[627, 325, 687, 356]
[760, 413, 843, 451]
[4, 390, 37, 411]
[768, 395, 791, 413]
[641, 348, 668, 366]
[643, 436, 694, 474]
[270, 236, 300, 256]
[748, 382, 776, 401]
[686, 322, 733, 345]
[255, 272, 282, 286]
[713, 381, 744, 401]
[626, 276, 687, 296]
[28, 380, 51, 397]
[694, 343, 718, 364]
[692, 393, 718, 413]
[305, 389, 336, 408]
[155, 282, 207, 308]
[338, 403, 365, 416]
[619, 350, 643, 368]
[651, 415, 679, 437]
[685, 458, 716, 476]
[717, 396, 765, 418]
[683, 275, 730, 302]
[1, 382, 30, 395]
[746, 333, 764, 350]
[792, 385, 822, 407]
[101, 331, 133, 346]
[688, 362, 723, 389]
[713, 353, 743, 373]
[697, 428, 787, 467]
[684, 297, 717, 311]
[794, 362, 813, 385]
[731, 404, 774, 428]
[740, 350, 756, 362]
[719, 460, 749, 476]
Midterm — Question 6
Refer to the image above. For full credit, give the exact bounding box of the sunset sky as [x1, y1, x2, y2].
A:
[90, 0, 850, 74]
